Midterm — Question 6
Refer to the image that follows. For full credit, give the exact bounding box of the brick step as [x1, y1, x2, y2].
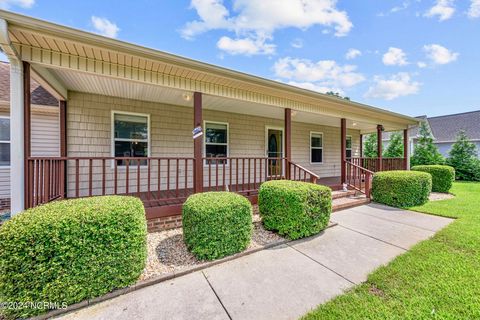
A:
[331, 190, 357, 199]
[332, 196, 370, 212]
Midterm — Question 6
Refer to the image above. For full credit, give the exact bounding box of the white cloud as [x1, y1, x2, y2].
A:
[217, 36, 275, 55]
[91, 16, 120, 38]
[423, 44, 458, 64]
[273, 57, 365, 94]
[290, 38, 304, 49]
[365, 72, 420, 100]
[345, 48, 361, 60]
[181, 0, 353, 55]
[468, 0, 480, 18]
[382, 47, 408, 66]
[417, 61, 427, 68]
[424, 0, 455, 21]
[0, 0, 34, 9]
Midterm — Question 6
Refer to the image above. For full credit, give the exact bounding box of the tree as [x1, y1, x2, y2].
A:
[326, 91, 350, 101]
[363, 133, 378, 157]
[383, 132, 404, 158]
[446, 130, 480, 181]
[410, 121, 444, 166]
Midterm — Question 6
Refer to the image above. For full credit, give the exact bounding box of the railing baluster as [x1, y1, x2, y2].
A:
[88, 159, 93, 197]
[176, 158, 179, 198]
[222, 160, 226, 191]
[114, 159, 118, 195]
[253, 159, 257, 190]
[147, 159, 151, 200]
[242, 158, 245, 191]
[236, 158, 239, 192]
[157, 159, 161, 199]
[167, 159, 170, 198]
[247, 159, 251, 191]
[102, 159, 106, 196]
[137, 159, 141, 197]
[215, 160, 219, 191]
[208, 160, 211, 191]
[125, 159, 130, 195]
[185, 159, 188, 197]
[75, 159, 79, 198]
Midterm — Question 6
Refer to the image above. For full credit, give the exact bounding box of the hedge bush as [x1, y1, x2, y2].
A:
[182, 192, 252, 260]
[372, 171, 432, 208]
[411, 165, 455, 193]
[258, 180, 331, 240]
[0, 196, 147, 319]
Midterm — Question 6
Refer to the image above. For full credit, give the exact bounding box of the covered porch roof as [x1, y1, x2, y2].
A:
[0, 10, 419, 133]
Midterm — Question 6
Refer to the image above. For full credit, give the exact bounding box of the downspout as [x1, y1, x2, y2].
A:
[0, 18, 25, 215]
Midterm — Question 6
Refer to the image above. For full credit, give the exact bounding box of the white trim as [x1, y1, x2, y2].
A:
[203, 120, 229, 166]
[0, 115, 10, 168]
[309, 131, 324, 164]
[111, 110, 150, 168]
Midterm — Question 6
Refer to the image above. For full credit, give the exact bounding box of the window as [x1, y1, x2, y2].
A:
[346, 136, 352, 158]
[204, 121, 228, 164]
[310, 132, 323, 163]
[112, 112, 149, 166]
[0, 117, 10, 166]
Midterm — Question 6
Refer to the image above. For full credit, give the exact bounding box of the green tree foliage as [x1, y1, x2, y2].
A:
[410, 121, 445, 166]
[326, 91, 350, 100]
[446, 130, 480, 181]
[363, 133, 378, 157]
[383, 132, 404, 158]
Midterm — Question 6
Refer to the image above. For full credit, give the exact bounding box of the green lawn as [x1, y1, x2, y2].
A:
[303, 182, 480, 319]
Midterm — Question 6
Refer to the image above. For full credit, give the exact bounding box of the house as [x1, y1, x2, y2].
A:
[0, 10, 419, 231]
[0, 61, 60, 211]
[382, 111, 480, 158]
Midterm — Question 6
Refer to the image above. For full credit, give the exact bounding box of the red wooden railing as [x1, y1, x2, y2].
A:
[349, 157, 405, 172]
[27, 156, 319, 209]
[345, 160, 374, 198]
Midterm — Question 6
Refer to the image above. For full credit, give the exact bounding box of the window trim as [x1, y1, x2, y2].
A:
[203, 120, 229, 166]
[111, 110, 151, 167]
[0, 116, 10, 168]
[310, 131, 324, 164]
[346, 135, 352, 159]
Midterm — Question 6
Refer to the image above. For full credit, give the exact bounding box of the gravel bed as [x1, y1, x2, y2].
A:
[141, 208, 284, 280]
[429, 192, 455, 201]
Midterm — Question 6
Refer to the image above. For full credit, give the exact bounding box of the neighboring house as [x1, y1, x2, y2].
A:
[383, 111, 480, 158]
[0, 61, 59, 210]
[0, 11, 418, 230]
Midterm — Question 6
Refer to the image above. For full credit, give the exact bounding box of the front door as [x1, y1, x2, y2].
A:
[266, 128, 283, 177]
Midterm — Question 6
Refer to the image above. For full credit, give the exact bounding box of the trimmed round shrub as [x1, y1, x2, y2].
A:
[372, 171, 432, 208]
[411, 165, 455, 193]
[182, 192, 252, 261]
[0, 196, 147, 319]
[258, 180, 331, 240]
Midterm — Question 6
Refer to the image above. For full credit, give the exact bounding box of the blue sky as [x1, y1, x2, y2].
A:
[0, 0, 479, 117]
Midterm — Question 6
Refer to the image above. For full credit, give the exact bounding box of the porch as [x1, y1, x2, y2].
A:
[0, 10, 418, 223]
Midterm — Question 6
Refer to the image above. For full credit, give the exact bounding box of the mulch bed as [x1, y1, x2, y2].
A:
[141, 209, 285, 280]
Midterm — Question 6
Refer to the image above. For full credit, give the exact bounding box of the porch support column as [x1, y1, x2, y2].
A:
[360, 134, 363, 157]
[340, 118, 346, 183]
[60, 100, 67, 197]
[377, 124, 383, 171]
[193, 92, 203, 193]
[403, 128, 409, 170]
[23, 62, 31, 209]
[9, 61, 25, 215]
[284, 108, 292, 179]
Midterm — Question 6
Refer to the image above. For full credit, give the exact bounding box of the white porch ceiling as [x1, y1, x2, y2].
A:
[49, 67, 384, 132]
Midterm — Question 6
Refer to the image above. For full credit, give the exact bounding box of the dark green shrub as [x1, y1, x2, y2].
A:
[372, 171, 432, 207]
[183, 192, 252, 260]
[258, 180, 331, 240]
[0, 196, 147, 319]
[411, 165, 455, 193]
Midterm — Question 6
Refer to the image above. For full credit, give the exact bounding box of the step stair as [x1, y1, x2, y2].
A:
[332, 190, 370, 212]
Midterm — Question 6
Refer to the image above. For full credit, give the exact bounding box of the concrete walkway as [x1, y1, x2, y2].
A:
[58, 204, 453, 320]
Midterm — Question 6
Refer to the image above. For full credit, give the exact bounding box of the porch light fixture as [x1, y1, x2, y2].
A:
[182, 93, 192, 101]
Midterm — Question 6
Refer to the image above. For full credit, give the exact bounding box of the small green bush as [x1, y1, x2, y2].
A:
[0, 196, 147, 319]
[411, 165, 455, 193]
[372, 171, 432, 208]
[182, 192, 252, 260]
[258, 180, 331, 240]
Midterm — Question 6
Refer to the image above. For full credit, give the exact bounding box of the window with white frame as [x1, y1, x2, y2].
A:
[204, 121, 228, 164]
[0, 117, 10, 166]
[346, 135, 352, 158]
[113, 112, 149, 166]
[310, 132, 323, 163]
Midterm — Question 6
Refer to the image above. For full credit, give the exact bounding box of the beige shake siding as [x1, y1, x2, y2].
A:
[0, 107, 60, 201]
[66, 92, 360, 196]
